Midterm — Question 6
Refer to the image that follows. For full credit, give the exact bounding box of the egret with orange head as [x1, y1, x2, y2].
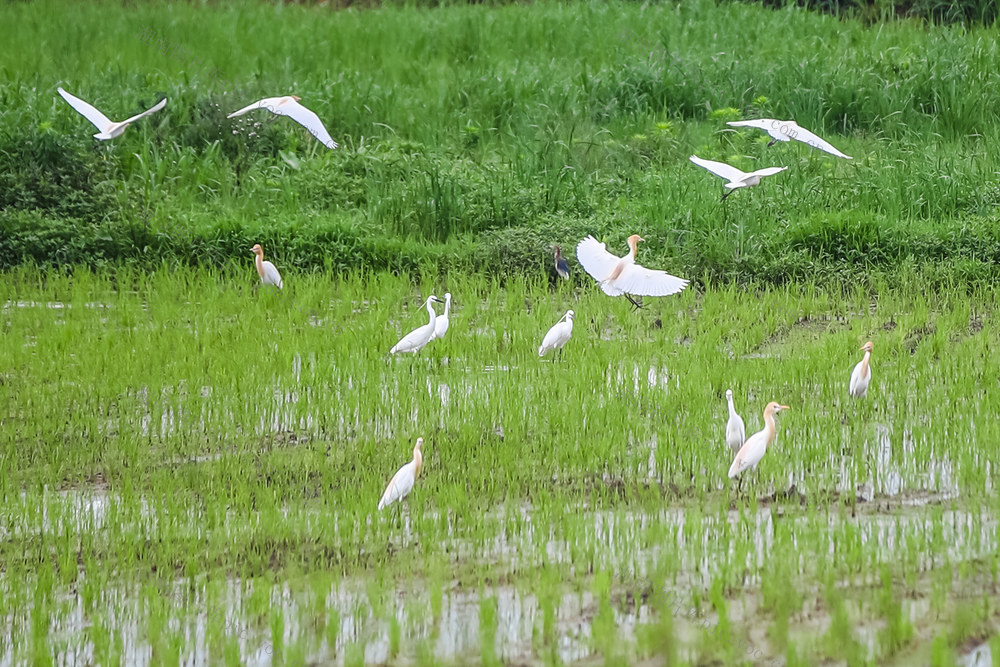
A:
[728, 401, 790, 479]
[250, 244, 283, 289]
[849, 341, 874, 398]
[576, 234, 688, 310]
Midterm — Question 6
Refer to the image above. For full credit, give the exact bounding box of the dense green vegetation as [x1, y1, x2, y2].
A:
[3, 0, 1000, 283]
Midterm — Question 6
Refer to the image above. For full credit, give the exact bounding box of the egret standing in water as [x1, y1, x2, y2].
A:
[849, 341, 874, 398]
[378, 437, 424, 510]
[429, 293, 451, 342]
[728, 402, 789, 480]
[390, 296, 443, 355]
[576, 235, 688, 310]
[538, 310, 574, 360]
[725, 390, 746, 454]
[250, 244, 283, 289]
[553, 246, 571, 280]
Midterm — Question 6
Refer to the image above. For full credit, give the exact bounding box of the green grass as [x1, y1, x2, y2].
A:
[1, 267, 999, 663]
[3, 0, 1000, 282]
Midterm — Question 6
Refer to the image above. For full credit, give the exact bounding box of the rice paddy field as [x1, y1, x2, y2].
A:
[4, 0, 1000, 665]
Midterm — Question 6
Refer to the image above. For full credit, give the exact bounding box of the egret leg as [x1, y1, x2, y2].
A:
[720, 188, 736, 202]
[625, 294, 643, 310]
[767, 139, 778, 147]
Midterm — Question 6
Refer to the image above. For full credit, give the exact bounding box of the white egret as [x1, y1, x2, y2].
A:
[57, 87, 166, 140]
[553, 246, 570, 280]
[576, 235, 688, 309]
[250, 244, 283, 289]
[538, 310, 574, 359]
[689, 155, 788, 201]
[727, 119, 852, 159]
[429, 293, 451, 342]
[378, 437, 424, 510]
[390, 296, 443, 355]
[849, 341, 874, 398]
[227, 96, 338, 149]
[725, 389, 746, 454]
[728, 402, 790, 479]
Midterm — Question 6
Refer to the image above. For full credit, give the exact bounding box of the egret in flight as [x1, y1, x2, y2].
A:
[728, 402, 789, 479]
[57, 87, 166, 140]
[538, 310, 574, 359]
[849, 341, 874, 398]
[689, 155, 787, 201]
[390, 296, 443, 355]
[725, 389, 746, 454]
[227, 96, 338, 149]
[250, 244, 283, 289]
[576, 235, 688, 309]
[378, 437, 424, 510]
[553, 246, 570, 280]
[727, 119, 852, 159]
[429, 293, 451, 342]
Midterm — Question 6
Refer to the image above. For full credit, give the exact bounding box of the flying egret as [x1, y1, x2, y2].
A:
[538, 310, 574, 359]
[378, 437, 424, 510]
[227, 96, 338, 149]
[849, 341, 874, 398]
[725, 389, 746, 455]
[429, 292, 451, 342]
[727, 119, 852, 159]
[250, 244, 283, 289]
[553, 246, 571, 280]
[576, 235, 688, 309]
[728, 402, 790, 479]
[57, 87, 166, 140]
[689, 155, 788, 201]
[390, 296, 443, 355]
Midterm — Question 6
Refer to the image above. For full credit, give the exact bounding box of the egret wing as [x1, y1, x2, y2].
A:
[788, 124, 852, 159]
[576, 236, 621, 283]
[226, 97, 284, 119]
[119, 98, 167, 126]
[57, 88, 112, 131]
[745, 166, 788, 179]
[262, 261, 283, 289]
[726, 119, 775, 131]
[614, 264, 689, 297]
[277, 100, 339, 149]
[689, 155, 748, 182]
[378, 463, 415, 509]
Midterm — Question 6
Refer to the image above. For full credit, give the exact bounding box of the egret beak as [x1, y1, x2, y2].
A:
[778, 405, 790, 411]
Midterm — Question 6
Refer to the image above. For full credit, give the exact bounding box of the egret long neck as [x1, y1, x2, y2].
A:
[254, 254, 265, 278]
[860, 351, 871, 376]
[626, 238, 638, 259]
[727, 397, 737, 418]
[444, 297, 451, 317]
[425, 299, 437, 327]
[763, 411, 777, 444]
[413, 447, 423, 477]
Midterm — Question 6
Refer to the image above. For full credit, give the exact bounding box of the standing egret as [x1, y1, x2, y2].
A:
[429, 293, 451, 342]
[728, 402, 790, 479]
[57, 87, 166, 140]
[227, 96, 338, 149]
[725, 389, 746, 454]
[849, 341, 874, 398]
[576, 235, 688, 310]
[553, 246, 571, 280]
[390, 296, 443, 355]
[250, 244, 283, 289]
[689, 155, 788, 201]
[378, 437, 424, 510]
[727, 119, 852, 159]
[538, 310, 574, 360]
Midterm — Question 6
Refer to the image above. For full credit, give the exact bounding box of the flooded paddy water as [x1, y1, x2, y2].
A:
[1, 269, 998, 664]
